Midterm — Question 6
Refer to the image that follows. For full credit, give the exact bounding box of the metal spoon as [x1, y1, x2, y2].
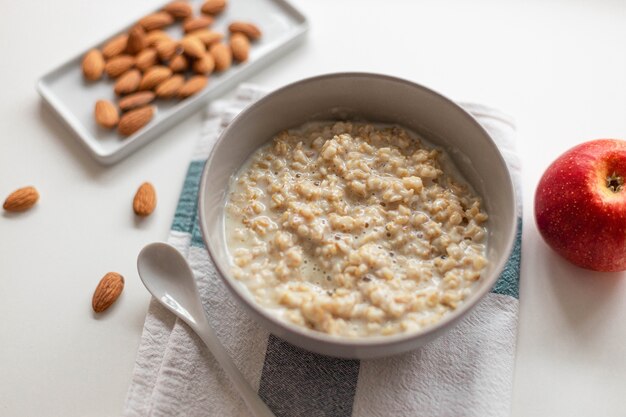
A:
[137, 242, 276, 417]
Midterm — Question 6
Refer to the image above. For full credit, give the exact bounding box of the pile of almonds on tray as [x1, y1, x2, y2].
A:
[81, 0, 262, 137]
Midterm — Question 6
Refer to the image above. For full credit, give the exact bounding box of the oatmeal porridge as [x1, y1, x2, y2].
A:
[224, 121, 488, 337]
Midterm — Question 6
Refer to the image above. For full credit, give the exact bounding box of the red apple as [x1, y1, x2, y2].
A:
[535, 139, 626, 271]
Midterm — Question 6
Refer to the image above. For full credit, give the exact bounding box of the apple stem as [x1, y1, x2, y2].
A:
[607, 171, 624, 192]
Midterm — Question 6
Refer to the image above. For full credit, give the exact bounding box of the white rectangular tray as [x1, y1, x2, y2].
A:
[37, 0, 307, 165]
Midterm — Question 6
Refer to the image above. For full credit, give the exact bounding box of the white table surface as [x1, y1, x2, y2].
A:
[2, 0, 626, 416]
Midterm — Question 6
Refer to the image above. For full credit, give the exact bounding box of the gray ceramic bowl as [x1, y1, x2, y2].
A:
[198, 73, 516, 359]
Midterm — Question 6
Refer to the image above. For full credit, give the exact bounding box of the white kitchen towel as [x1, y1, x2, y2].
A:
[123, 84, 522, 417]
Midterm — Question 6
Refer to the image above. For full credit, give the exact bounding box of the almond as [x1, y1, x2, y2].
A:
[139, 66, 172, 90]
[114, 69, 142, 95]
[155, 74, 184, 98]
[94, 100, 119, 128]
[181, 35, 206, 59]
[136, 48, 157, 71]
[192, 53, 215, 74]
[179, 75, 208, 98]
[169, 54, 188, 72]
[126, 25, 146, 54]
[81, 49, 105, 81]
[163, 0, 193, 19]
[138, 12, 174, 31]
[201, 0, 227, 15]
[228, 21, 262, 40]
[145, 30, 171, 47]
[183, 15, 214, 33]
[118, 106, 154, 136]
[209, 43, 231, 72]
[105, 55, 135, 78]
[118, 91, 156, 111]
[188, 29, 223, 46]
[133, 182, 157, 216]
[230, 32, 250, 62]
[102, 34, 129, 59]
[92, 272, 124, 313]
[3, 186, 39, 212]
[156, 38, 180, 61]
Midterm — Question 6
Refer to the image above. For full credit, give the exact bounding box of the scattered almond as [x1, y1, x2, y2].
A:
[133, 182, 157, 216]
[181, 35, 206, 59]
[82, 49, 105, 81]
[169, 54, 188, 72]
[139, 12, 174, 31]
[183, 15, 214, 33]
[156, 38, 180, 61]
[201, 0, 227, 15]
[135, 48, 158, 71]
[94, 100, 119, 128]
[192, 53, 215, 75]
[126, 25, 146, 54]
[102, 34, 129, 59]
[114, 69, 142, 95]
[228, 21, 262, 40]
[104, 55, 135, 78]
[145, 30, 171, 47]
[179, 75, 208, 98]
[139, 66, 173, 90]
[118, 91, 156, 111]
[3, 186, 39, 212]
[210, 43, 232, 72]
[230, 32, 250, 62]
[92, 272, 124, 313]
[155, 74, 185, 98]
[118, 106, 154, 136]
[163, 0, 193, 19]
[188, 29, 223, 46]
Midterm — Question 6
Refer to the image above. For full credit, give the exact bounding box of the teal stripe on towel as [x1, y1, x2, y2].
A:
[171, 160, 206, 235]
[191, 214, 206, 248]
[492, 218, 522, 299]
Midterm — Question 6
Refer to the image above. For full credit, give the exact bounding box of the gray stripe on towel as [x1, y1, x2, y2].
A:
[258, 335, 360, 417]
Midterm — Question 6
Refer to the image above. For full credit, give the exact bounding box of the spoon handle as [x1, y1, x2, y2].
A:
[192, 316, 276, 417]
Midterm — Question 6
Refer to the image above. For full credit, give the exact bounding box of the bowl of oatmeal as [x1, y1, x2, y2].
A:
[198, 73, 517, 358]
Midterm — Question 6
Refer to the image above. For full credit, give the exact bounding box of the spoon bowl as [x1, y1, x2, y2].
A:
[137, 242, 203, 325]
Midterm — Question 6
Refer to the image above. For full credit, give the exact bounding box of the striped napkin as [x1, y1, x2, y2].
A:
[123, 85, 522, 417]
